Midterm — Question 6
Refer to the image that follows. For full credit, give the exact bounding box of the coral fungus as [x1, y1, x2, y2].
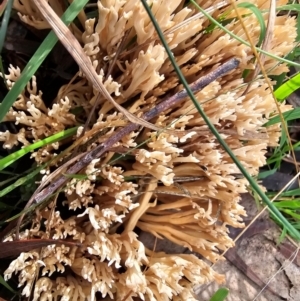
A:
[2, 0, 296, 300]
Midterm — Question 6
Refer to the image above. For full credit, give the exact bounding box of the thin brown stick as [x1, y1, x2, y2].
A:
[105, 30, 131, 81]
[31, 58, 239, 205]
[15, 58, 239, 238]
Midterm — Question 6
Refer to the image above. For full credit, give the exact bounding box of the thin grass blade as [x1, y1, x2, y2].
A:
[0, 164, 46, 198]
[272, 188, 300, 197]
[0, 126, 78, 171]
[281, 209, 300, 220]
[0, 0, 13, 52]
[0, 274, 16, 294]
[0, 0, 89, 122]
[274, 200, 300, 209]
[274, 73, 300, 101]
[276, 4, 300, 11]
[237, 2, 266, 47]
[264, 108, 299, 126]
[257, 169, 277, 180]
[209, 288, 229, 301]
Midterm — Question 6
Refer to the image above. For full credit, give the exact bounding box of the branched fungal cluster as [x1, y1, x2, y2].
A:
[2, 0, 296, 300]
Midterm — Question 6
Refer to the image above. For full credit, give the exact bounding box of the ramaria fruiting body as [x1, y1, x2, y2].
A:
[2, 0, 295, 300]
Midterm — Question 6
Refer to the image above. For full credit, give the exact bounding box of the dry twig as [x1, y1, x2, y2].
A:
[15, 58, 239, 237]
[35, 59, 239, 204]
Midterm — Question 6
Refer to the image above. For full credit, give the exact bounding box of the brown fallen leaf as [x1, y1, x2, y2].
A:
[224, 194, 288, 298]
[0, 239, 82, 259]
[277, 242, 300, 267]
[225, 247, 281, 298]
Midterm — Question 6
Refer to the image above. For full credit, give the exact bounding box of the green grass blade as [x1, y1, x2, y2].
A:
[273, 72, 288, 91]
[0, 202, 14, 210]
[0, 274, 16, 294]
[274, 200, 300, 209]
[209, 288, 229, 301]
[0, 0, 89, 122]
[5, 200, 44, 222]
[281, 209, 300, 220]
[264, 109, 299, 126]
[0, 173, 19, 187]
[272, 47, 299, 90]
[0, 0, 11, 87]
[277, 126, 288, 154]
[190, 1, 300, 68]
[0, 126, 78, 171]
[266, 154, 285, 165]
[274, 73, 300, 101]
[0, 0, 13, 52]
[276, 4, 300, 11]
[0, 164, 45, 198]
[141, 0, 300, 240]
[257, 168, 276, 180]
[270, 188, 300, 197]
[237, 2, 266, 47]
[0, 134, 86, 202]
[297, 8, 300, 41]
[278, 225, 287, 244]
